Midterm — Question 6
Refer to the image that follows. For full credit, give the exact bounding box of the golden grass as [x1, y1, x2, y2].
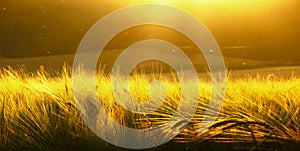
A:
[0, 65, 299, 150]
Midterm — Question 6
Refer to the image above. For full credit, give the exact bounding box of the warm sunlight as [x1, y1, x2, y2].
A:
[1, 0, 299, 150]
[121, 0, 285, 6]
[117, 0, 290, 21]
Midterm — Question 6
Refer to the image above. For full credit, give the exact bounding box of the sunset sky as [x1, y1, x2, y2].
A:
[0, 0, 299, 61]
[120, 0, 299, 58]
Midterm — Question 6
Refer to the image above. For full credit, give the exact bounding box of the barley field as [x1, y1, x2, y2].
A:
[0, 65, 299, 151]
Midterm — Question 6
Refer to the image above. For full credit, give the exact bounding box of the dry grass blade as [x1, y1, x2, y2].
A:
[0, 65, 299, 150]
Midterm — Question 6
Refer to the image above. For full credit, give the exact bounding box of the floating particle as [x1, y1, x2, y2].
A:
[209, 49, 213, 53]
[172, 49, 175, 52]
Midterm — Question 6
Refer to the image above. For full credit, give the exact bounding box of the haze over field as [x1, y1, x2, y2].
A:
[0, 0, 299, 63]
[1, 1, 300, 151]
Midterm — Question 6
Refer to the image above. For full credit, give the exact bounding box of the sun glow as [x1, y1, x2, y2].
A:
[117, 0, 288, 18]
[122, 0, 285, 4]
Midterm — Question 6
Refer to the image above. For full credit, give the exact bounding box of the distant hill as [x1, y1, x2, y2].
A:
[1, 52, 299, 73]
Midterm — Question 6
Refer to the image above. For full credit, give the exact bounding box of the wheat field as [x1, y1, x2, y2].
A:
[0, 65, 299, 150]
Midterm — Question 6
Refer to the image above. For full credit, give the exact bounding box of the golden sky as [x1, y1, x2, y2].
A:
[100, 0, 299, 60]
[0, 0, 299, 60]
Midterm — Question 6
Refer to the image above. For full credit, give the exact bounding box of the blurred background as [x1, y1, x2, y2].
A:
[0, 0, 299, 70]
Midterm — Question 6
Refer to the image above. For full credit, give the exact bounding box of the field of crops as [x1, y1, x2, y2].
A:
[0, 65, 299, 150]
